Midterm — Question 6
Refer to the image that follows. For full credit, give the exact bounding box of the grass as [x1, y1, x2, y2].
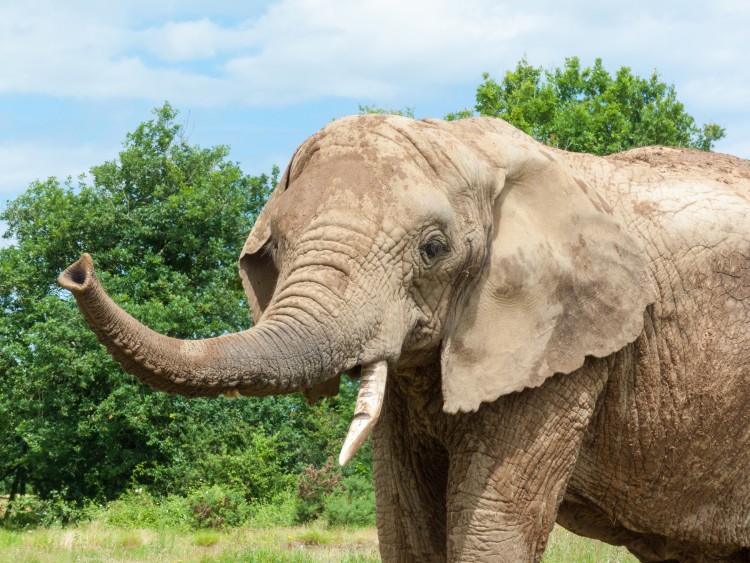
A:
[543, 526, 637, 562]
[0, 522, 380, 562]
[0, 522, 637, 562]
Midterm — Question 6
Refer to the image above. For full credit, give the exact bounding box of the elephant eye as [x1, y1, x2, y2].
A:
[419, 238, 447, 266]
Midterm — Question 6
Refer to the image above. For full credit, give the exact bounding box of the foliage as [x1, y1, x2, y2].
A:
[0, 103, 369, 518]
[187, 485, 252, 529]
[448, 56, 725, 155]
[244, 490, 299, 528]
[295, 457, 343, 523]
[101, 489, 192, 530]
[323, 474, 376, 528]
[1, 492, 83, 529]
[358, 104, 415, 118]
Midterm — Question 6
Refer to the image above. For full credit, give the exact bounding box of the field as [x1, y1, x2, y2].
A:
[0, 523, 637, 562]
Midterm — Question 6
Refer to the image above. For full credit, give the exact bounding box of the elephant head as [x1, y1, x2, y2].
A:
[60, 115, 653, 465]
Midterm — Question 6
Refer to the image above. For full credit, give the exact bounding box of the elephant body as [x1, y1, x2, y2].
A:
[563, 148, 750, 561]
[60, 116, 750, 562]
[373, 145, 750, 561]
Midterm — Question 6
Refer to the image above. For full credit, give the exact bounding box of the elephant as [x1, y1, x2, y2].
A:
[59, 114, 750, 562]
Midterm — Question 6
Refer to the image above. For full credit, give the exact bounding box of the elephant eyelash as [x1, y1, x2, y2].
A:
[419, 237, 448, 266]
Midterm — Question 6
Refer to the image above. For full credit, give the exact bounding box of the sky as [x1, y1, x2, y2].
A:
[1, 0, 748, 241]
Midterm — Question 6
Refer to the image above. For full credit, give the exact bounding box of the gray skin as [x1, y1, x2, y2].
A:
[60, 115, 750, 562]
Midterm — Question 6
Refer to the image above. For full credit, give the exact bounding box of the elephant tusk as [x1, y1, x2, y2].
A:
[338, 360, 388, 466]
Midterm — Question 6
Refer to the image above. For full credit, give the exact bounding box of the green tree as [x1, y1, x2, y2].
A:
[0, 104, 368, 511]
[358, 104, 415, 118]
[448, 56, 725, 155]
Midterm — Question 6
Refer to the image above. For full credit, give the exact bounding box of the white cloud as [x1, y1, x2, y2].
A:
[0, 139, 104, 246]
[0, 0, 549, 105]
[139, 18, 254, 62]
[220, 0, 546, 102]
[0, 3, 228, 104]
[0, 0, 746, 118]
[0, 143, 112, 199]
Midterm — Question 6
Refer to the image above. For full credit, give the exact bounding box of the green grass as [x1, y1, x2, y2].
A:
[0, 522, 380, 562]
[543, 526, 637, 562]
[0, 523, 637, 562]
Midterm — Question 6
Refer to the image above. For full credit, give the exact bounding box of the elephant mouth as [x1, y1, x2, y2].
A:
[339, 360, 388, 465]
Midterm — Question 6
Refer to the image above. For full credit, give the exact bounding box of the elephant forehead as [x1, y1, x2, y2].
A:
[272, 157, 447, 237]
[295, 114, 476, 187]
[272, 155, 388, 228]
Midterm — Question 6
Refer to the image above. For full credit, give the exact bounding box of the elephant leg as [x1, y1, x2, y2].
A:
[444, 358, 610, 562]
[373, 375, 450, 562]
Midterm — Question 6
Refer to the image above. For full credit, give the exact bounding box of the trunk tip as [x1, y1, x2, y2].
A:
[59, 253, 95, 293]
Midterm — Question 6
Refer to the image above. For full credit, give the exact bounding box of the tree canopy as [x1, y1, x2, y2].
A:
[447, 56, 725, 155]
[0, 104, 367, 510]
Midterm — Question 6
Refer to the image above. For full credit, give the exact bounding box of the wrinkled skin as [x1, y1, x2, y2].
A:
[60, 115, 750, 562]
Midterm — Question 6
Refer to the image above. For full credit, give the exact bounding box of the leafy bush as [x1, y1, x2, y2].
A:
[324, 475, 376, 527]
[295, 457, 343, 523]
[1, 492, 82, 529]
[247, 490, 298, 528]
[102, 489, 191, 530]
[142, 431, 297, 503]
[187, 485, 252, 529]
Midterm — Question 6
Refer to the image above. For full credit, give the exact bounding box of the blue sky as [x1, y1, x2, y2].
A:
[1, 0, 748, 241]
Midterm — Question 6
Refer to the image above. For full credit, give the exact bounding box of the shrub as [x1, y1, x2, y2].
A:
[187, 485, 251, 529]
[103, 489, 191, 530]
[323, 475, 376, 527]
[295, 457, 343, 523]
[248, 490, 298, 528]
[1, 492, 82, 529]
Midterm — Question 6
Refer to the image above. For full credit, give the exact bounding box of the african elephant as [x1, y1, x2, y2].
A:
[60, 115, 750, 562]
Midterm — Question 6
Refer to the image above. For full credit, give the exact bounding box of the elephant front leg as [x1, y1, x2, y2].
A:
[372, 383, 450, 562]
[445, 359, 609, 562]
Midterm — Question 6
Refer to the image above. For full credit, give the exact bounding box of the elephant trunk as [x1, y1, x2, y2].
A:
[59, 254, 348, 398]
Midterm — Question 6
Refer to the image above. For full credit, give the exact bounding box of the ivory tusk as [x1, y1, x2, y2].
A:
[338, 360, 388, 466]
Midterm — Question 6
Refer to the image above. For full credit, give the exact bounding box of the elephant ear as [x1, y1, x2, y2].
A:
[238, 158, 341, 404]
[441, 153, 655, 414]
[238, 167, 289, 325]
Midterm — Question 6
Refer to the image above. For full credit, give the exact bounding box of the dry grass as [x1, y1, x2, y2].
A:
[0, 522, 379, 562]
[0, 523, 639, 562]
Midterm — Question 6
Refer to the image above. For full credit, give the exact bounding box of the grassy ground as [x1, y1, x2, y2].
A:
[0, 524, 379, 562]
[543, 527, 637, 562]
[0, 523, 637, 562]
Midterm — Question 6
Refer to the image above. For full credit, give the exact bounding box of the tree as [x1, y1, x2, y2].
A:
[448, 56, 725, 155]
[358, 104, 415, 118]
[0, 104, 367, 508]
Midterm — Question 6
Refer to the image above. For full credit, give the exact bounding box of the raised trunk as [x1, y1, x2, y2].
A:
[59, 254, 343, 398]
[61, 253, 391, 464]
